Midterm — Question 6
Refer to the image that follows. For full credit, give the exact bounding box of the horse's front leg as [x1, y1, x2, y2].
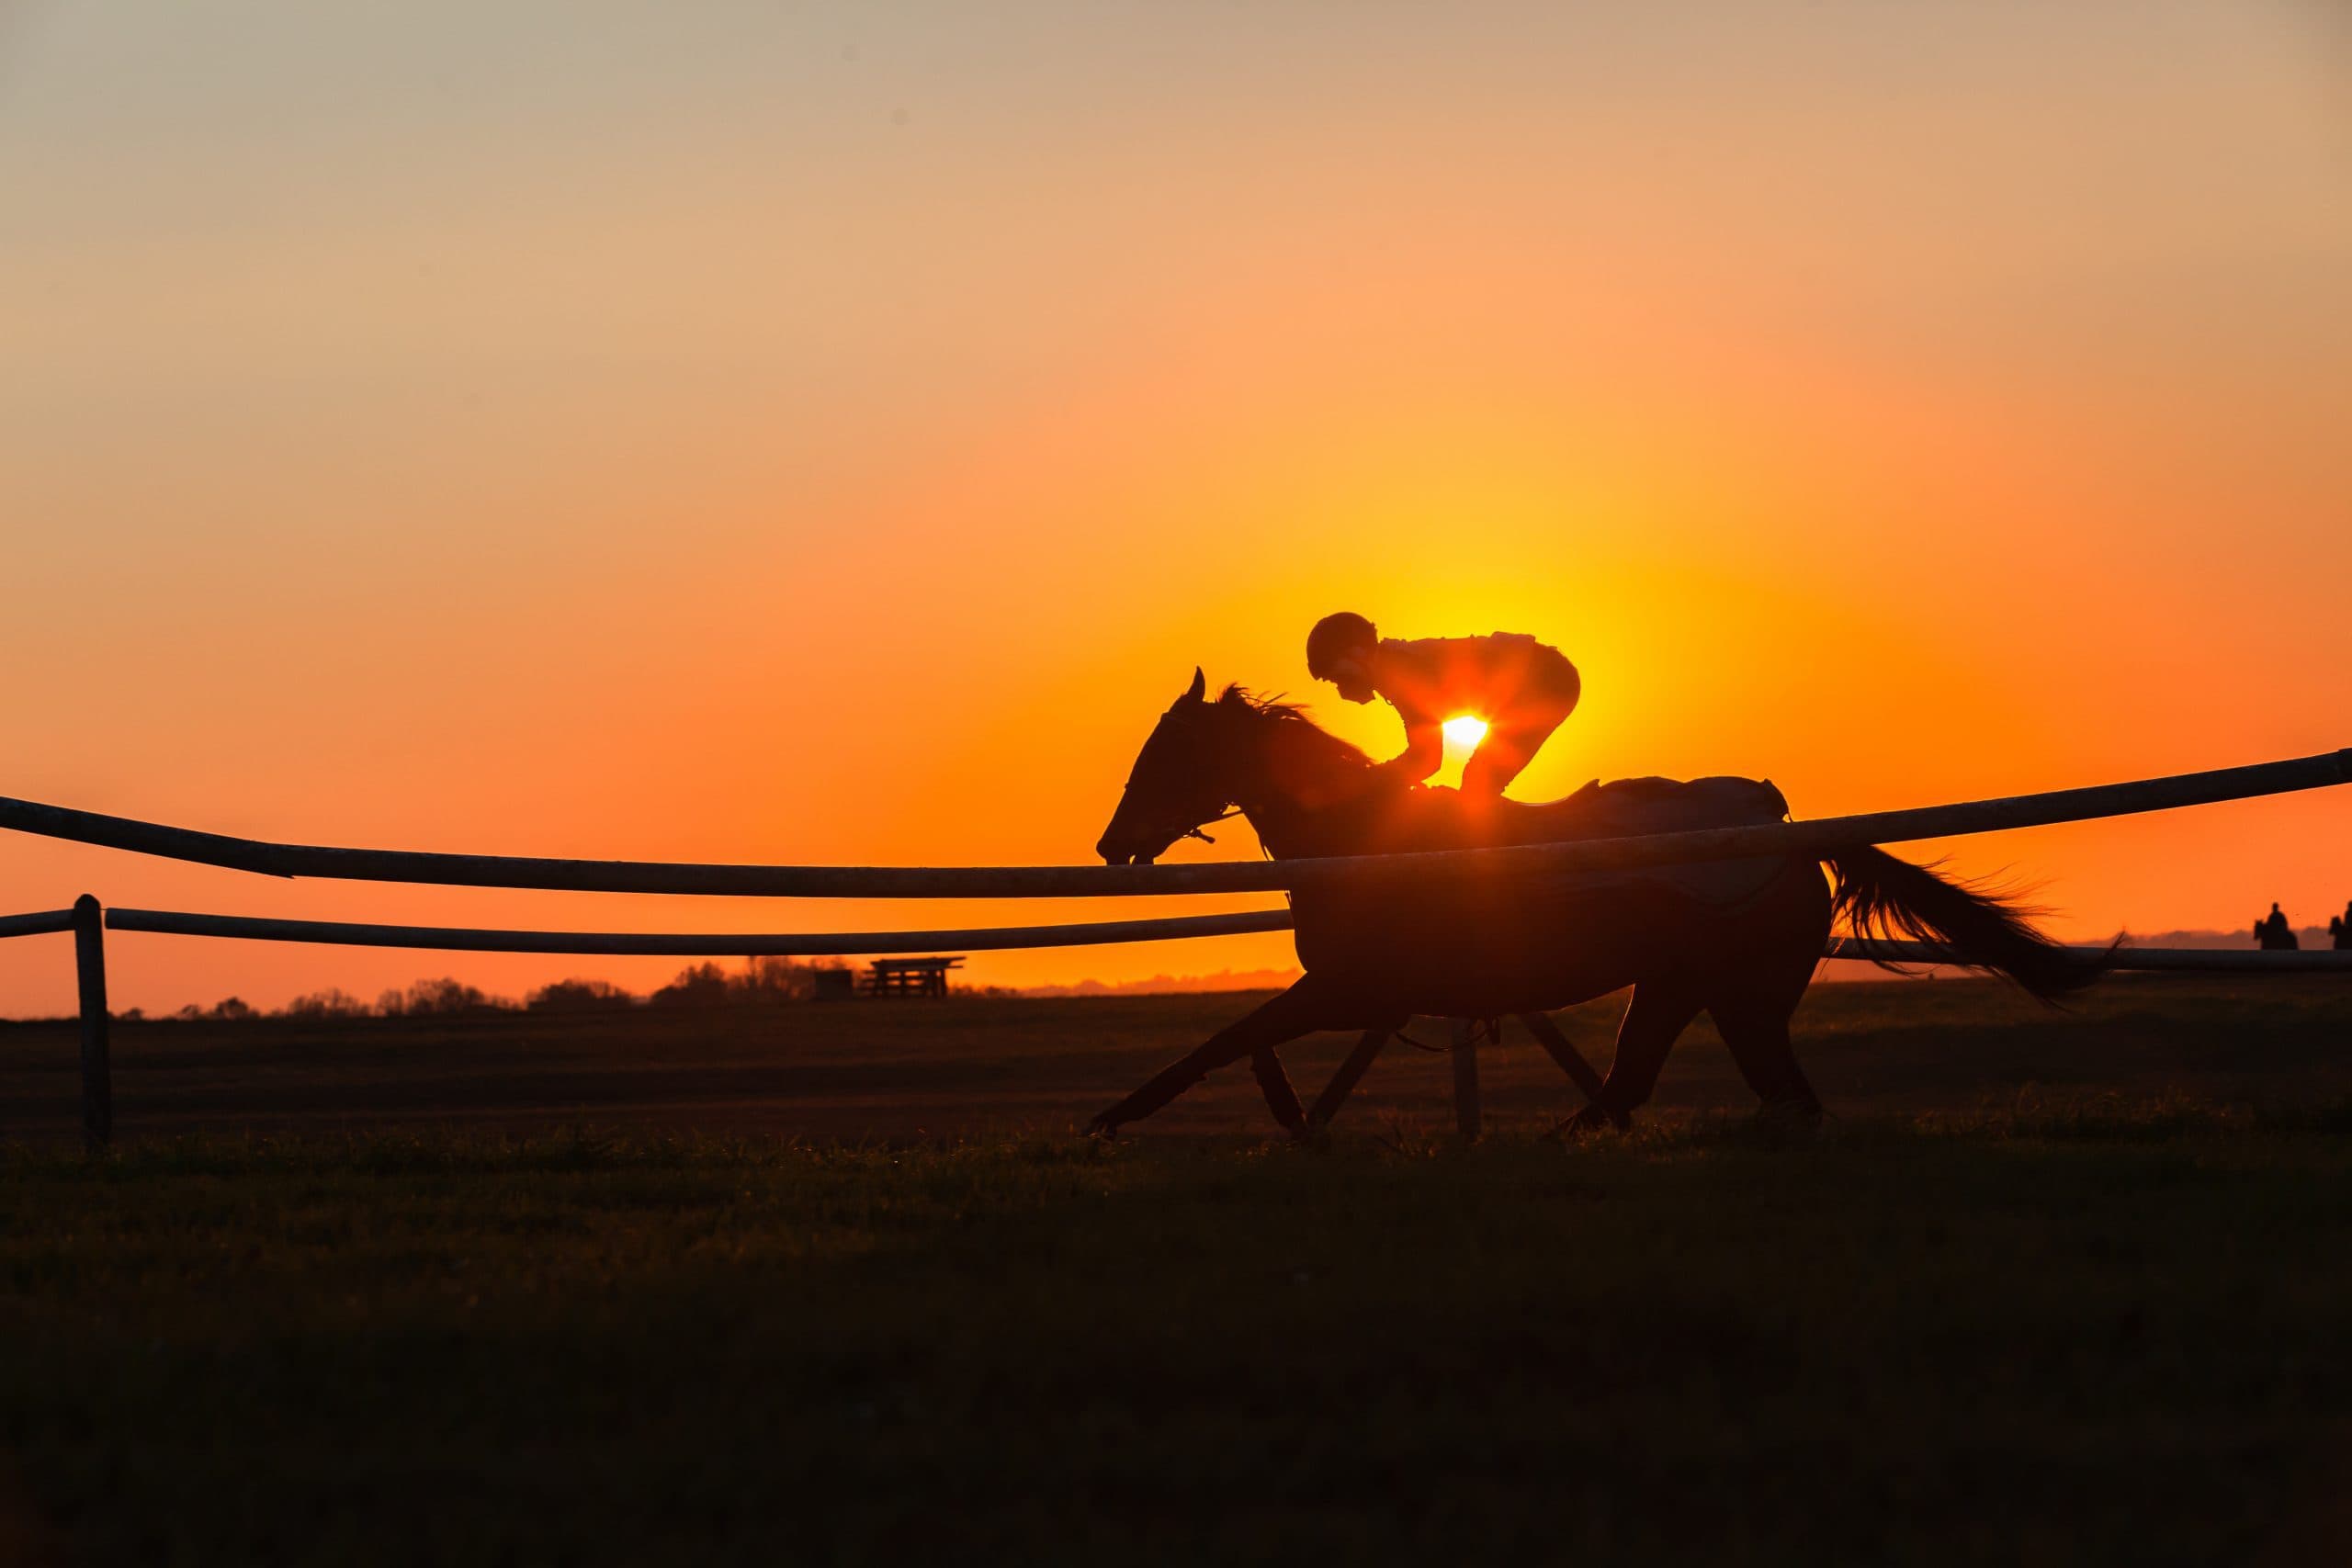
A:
[1087, 982, 1336, 1137]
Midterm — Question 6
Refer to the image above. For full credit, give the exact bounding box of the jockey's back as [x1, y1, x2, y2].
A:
[1371, 632, 1576, 724]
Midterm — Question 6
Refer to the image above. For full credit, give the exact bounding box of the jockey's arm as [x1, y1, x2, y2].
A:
[1382, 720, 1445, 785]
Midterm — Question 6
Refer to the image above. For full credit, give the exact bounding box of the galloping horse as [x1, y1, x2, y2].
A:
[1087, 671, 2100, 1136]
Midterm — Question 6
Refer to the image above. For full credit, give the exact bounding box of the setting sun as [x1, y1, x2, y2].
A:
[1442, 716, 1489, 750]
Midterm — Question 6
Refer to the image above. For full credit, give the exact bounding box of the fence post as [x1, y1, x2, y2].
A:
[72, 895, 112, 1151]
[1451, 1017, 1481, 1142]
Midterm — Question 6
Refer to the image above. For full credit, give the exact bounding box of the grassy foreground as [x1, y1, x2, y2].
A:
[5, 1108, 2350, 1565]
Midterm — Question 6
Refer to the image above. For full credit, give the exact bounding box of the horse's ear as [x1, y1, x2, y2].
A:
[1184, 667, 1206, 704]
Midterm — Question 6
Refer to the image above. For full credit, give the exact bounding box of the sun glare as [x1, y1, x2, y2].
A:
[1442, 715, 1489, 749]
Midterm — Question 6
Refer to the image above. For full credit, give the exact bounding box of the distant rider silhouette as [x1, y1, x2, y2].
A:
[1306, 612, 1579, 798]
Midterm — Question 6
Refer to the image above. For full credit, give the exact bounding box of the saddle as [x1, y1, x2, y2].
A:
[1532, 775, 1792, 906]
[1534, 774, 1790, 840]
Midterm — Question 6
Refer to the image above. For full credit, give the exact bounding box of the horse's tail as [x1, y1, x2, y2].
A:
[1823, 845, 2108, 1003]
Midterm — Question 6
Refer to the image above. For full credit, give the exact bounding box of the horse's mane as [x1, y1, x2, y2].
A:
[1218, 684, 1375, 774]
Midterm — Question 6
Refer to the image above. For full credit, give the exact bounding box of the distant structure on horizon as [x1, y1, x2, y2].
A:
[863, 956, 963, 999]
[2254, 903, 2299, 952]
[2332, 900, 2351, 951]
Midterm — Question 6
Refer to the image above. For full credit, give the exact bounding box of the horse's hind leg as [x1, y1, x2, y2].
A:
[1707, 985, 1823, 1122]
[1564, 981, 1702, 1133]
[1249, 1049, 1304, 1131]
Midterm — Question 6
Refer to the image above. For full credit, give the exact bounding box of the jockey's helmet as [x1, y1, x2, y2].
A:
[1306, 612, 1377, 681]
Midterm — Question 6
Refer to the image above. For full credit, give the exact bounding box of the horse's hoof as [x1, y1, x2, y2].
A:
[1555, 1103, 1628, 1138]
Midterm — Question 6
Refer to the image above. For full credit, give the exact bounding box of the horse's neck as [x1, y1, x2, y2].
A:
[1229, 724, 1385, 860]
[1229, 790, 1334, 861]
[1233, 751, 1462, 862]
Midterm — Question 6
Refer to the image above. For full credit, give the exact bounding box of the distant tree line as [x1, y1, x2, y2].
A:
[125, 957, 854, 1022]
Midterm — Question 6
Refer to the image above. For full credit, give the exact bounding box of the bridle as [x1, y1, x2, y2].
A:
[1179, 807, 1243, 845]
[1117, 801, 1240, 859]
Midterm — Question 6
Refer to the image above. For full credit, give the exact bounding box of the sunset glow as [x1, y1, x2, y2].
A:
[1, 3, 2346, 1016]
[1442, 716, 1491, 751]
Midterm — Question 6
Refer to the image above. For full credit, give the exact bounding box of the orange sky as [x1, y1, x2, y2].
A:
[3, 3, 2348, 1015]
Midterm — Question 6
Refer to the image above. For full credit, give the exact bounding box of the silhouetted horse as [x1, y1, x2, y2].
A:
[2255, 904, 2300, 952]
[1088, 671, 2100, 1135]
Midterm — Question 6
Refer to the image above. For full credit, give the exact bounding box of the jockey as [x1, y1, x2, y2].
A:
[1306, 612, 1580, 797]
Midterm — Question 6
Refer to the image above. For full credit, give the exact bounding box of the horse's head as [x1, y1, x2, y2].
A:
[1095, 669, 1248, 865]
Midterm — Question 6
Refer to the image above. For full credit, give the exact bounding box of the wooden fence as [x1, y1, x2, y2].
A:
[3, 743, 2347, 1147]
[2, 901, 2345, 1150]
[2, 748, 2344, 897]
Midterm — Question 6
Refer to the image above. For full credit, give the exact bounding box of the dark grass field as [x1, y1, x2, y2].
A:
[7, 974, 2352, 1143]
[3, 977, 2350, 1564]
